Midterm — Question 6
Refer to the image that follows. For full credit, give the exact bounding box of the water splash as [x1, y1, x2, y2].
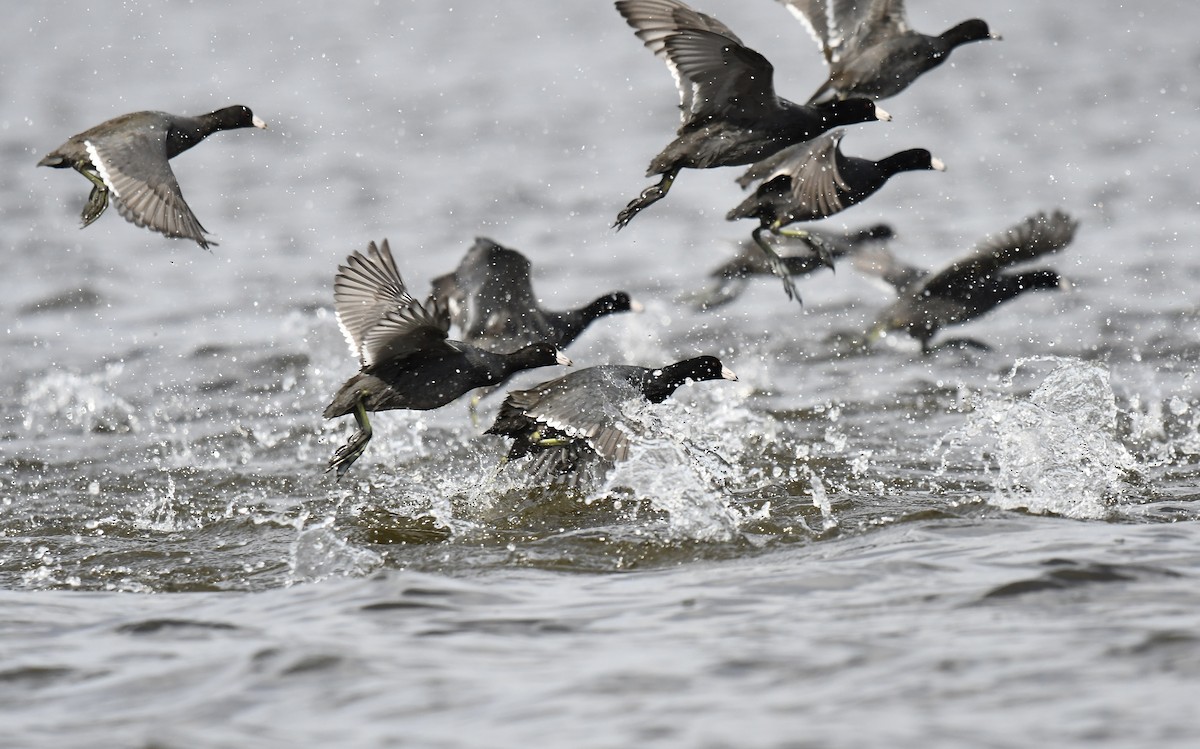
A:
[287, 515, 384, 585]
[808, 467, 838, 532]
[952, 357, 1140, 519]
[588, 382, 775, 541]
[21, 364, 139, 435]
[131, 474, 190, 532]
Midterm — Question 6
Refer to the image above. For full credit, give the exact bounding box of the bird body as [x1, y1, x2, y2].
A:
[730, 130, 943, 228]
[875, 270, 1063, 348]
[323, 342, 560, 418]
[645, 94, 880, 175]
[429, 237, 639, 355]
[487, 357, 737, 486]
[38, 106, 266, 248]
[727, 130, 940, 301]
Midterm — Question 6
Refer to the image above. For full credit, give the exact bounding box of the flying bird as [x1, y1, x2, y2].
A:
[487, 356, 738, 487]
[854, 210, 1078, 353]
[38, 106, 267, 248]
[728, 130, 942, 300]
[775, 0, 999, 104]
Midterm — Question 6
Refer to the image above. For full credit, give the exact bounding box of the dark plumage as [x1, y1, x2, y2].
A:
[778, 0, 999, 104]
[728, 130, 941, 301]
[684, 223, 894, 310]
[855, 210, 1078, 353]
[487, 356, 738, 486]
[612, 0, 889, 237]
[37, 106, 267, 248]
[323, 239, 571, 478]
[429, 237, 642, 354]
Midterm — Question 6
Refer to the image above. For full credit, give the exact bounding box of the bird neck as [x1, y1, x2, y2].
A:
[940, 19, 992, 47]
[641, 361, 701, 403]
[810, 99, 876, 129]
[165, 118, 217, 158]
[580, 294, 625, 322]
[878, 149, 933, 175]
[1011, 270, 1062, 293]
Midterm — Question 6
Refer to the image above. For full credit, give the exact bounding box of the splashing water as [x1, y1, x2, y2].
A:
[288, 514, 384, 585]
[951, 357, 1141, 519]
[591, 382, 774, 541]
[808, 467, 838, 532]
[21, 365, 140, 435]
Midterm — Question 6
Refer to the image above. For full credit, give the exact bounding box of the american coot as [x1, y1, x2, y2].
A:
[683, 223, 895, 310]
[728, 129, 942, 301]
[487, 356, 737, 486]
[777, 0, 999, 104]
[429, 237, 642, 354]
[323, 239, 571, 478]
[612, 0, 888, 233]
[855, 210, 1079, 353]
[37, 106, 267, 248]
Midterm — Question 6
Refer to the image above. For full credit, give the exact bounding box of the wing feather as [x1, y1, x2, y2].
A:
[86, 137, 212, 247]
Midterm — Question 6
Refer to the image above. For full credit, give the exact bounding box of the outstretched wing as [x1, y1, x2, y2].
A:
[851, 242, 928, 294]
[86, 135, 212, 247]
[617, 0, 777, 123]
[851, 0, 910, 54]
[360, 298, 451, 367]
[783, 129, 851, 217]
[661, 29, 779, 122]
[523, 442, 610, 488]
[778, 0, 836, 62]
[923, 210, 1079, 295]
[738, 131, 850, 216]
[333, 239, 450, 366]
[779, 0, 909, 64]
[506, 368, 644, 462]
[617, 0, 743, 56]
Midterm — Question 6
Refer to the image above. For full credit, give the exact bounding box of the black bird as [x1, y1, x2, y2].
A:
[612, 0, 889, 250]
[37, 106, 267, 248]
[854, 210, 1079, 353]
[429, 237, 642, 354]
[776, 0, 999, 104]
[683, 223, 894, 310]
[487, 356, 738, 486]
[323, 239, 571, 478]
[728, 129, 941, 300]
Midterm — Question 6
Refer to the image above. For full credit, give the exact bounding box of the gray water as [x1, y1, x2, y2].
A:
[4, 1, 1200, 747]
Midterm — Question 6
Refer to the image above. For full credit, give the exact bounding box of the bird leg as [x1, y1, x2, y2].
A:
[468, 393, 483, 428]
[773, 225, 836, 270]
[529, 429, 570, 448]
[613, 168, 678, 230]
[930, 337, 991, 355]
[75, 167, 110, 227]
[326, 400, 373, 479]
[677, 276, 749, 311]
[466, 385, 501, 427]
[751, 226, 802, 304]
[865, 323, 889, 347]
